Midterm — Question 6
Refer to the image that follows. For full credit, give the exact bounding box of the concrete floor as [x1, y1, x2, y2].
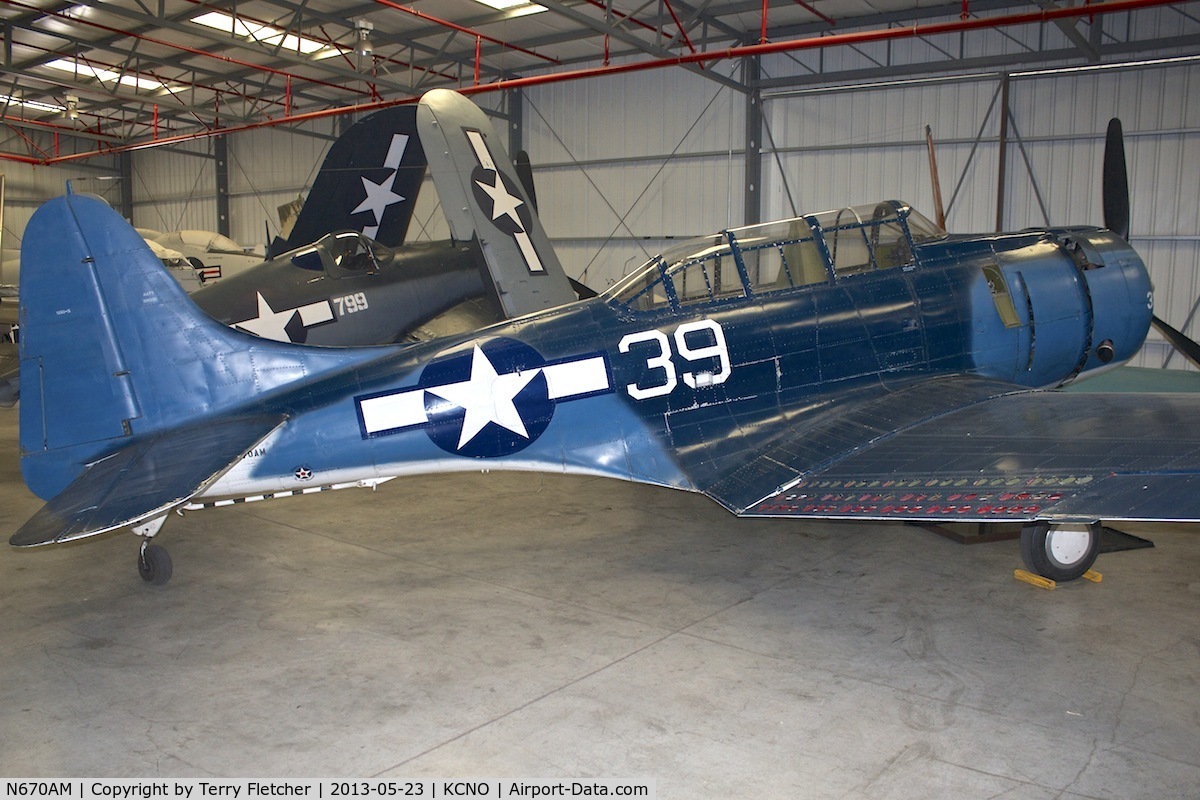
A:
[1, 403, 1199, 798]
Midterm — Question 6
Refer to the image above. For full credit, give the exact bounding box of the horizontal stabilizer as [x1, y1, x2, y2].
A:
[18, 192, 378, 503]
[11, 414, 285, 547]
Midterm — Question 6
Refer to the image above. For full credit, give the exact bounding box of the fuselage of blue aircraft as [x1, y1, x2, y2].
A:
[209, 201, 1150, 505]
[17, 88, 1200, 589]
[19, 197, 1151, 522]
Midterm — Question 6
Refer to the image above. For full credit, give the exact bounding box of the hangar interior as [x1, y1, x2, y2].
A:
[1, 0, 1199, 795]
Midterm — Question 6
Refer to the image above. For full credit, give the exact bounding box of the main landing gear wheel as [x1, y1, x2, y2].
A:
[138, 542, 173, 585]
[1020, 521, 1101, 582]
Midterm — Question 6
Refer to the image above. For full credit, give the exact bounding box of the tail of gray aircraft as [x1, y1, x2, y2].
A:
[266, 104, 427, 258]
[416, 90, 577, 318]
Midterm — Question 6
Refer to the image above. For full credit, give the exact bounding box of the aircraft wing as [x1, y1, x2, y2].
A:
[11, 414, 286, 547]
[673, 375, 1200, 524]
[417, 89, 577, 318]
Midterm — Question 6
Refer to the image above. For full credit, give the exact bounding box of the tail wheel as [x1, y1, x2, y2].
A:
[1020, 521, 1101, 582]
[138, 543, 173, 585]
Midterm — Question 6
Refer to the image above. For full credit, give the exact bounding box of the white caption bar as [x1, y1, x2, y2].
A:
[0, 779, 656, 799]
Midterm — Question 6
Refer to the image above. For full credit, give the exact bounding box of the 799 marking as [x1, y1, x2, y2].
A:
[334, 292, 369, 316]
[619, 319, 731, 400]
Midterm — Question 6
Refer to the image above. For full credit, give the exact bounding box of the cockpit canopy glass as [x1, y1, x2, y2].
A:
[904, 207, 945, 242]
[604, 201, 942, 312]
[606, 234, 740, 312]
[285, 231, 392, 274]
[804, 201, 931, 275]
[728, 218, 827, 291]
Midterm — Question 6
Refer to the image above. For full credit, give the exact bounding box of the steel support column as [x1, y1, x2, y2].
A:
[995, 73, 1010, 232]
[215, 135, 230, 237]
[744, 57, 763, 226]
[118, 151, 134, 221]
[507, 89, 523, 167]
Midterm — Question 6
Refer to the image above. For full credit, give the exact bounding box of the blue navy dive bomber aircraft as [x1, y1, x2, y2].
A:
[12, 90, 1200, 586]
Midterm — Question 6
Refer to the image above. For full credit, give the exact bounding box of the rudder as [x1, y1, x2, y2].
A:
[267, 104, 427, 258]
[19, 192, 373, 501]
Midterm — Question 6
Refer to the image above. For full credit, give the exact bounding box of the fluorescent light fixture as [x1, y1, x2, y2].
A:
[0, 93, 64, 115]
[1012, 54, 1200, 77]
[46, 58, 177, 93]
[470, 0, 548, 13]
[192, 10, 339, 58]
[767, 72, 999, 98]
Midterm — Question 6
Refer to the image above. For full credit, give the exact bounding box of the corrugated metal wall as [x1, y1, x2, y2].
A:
[520, 66, 745, 290]
[224, 122, 338, 251]
[129, 117, 340, 252]
[0, 158, 121, 285]
[1, 12, 1188, 370]
[759, 62, 1200, 368]
[129, 139, 217, 236]
[762, 79, 1002, 227]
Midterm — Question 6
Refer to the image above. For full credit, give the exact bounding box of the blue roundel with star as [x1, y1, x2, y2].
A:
[353, 337, 612, 454]
[470, 165, 532, 238]
[419, 337, 553, 458]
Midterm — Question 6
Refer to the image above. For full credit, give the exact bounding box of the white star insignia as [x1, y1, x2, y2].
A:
[474, 172, 526, 230]
[426, 345, 541, 450]
[233, 292, 295, 342]
[352, 173, 405, 224]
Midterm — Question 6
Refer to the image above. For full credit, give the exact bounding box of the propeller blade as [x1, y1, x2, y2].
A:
[1103, 118, 1130, 240]
[514, 151, 538, 213]
[1152, 314, 1200, 370]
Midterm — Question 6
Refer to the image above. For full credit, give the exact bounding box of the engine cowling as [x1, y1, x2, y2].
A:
[1061, 229, 1153, 380]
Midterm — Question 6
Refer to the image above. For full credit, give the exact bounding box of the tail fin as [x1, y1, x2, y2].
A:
[266, 104, 427, 258]
[417, 90, 577, 318]
[19, 192, 372, 501]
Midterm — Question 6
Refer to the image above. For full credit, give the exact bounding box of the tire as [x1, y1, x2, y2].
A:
[1019, 521, 1100, 582]
[138, 544, 174, 585]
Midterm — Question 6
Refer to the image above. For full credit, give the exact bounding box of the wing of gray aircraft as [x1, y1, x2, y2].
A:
[417, 89, 577, 318]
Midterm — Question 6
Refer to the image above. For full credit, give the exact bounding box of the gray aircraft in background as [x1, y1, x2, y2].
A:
[191, 102, 493, 347]
[1, 103, 586, 402]
[193, 231, 489, 346]
[189, 104, 588, 347]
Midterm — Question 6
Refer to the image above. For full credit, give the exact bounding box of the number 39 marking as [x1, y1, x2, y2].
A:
[619, 319, 731, 400]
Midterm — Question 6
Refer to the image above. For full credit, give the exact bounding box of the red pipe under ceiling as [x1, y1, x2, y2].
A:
[3, 0, 1185, 166]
